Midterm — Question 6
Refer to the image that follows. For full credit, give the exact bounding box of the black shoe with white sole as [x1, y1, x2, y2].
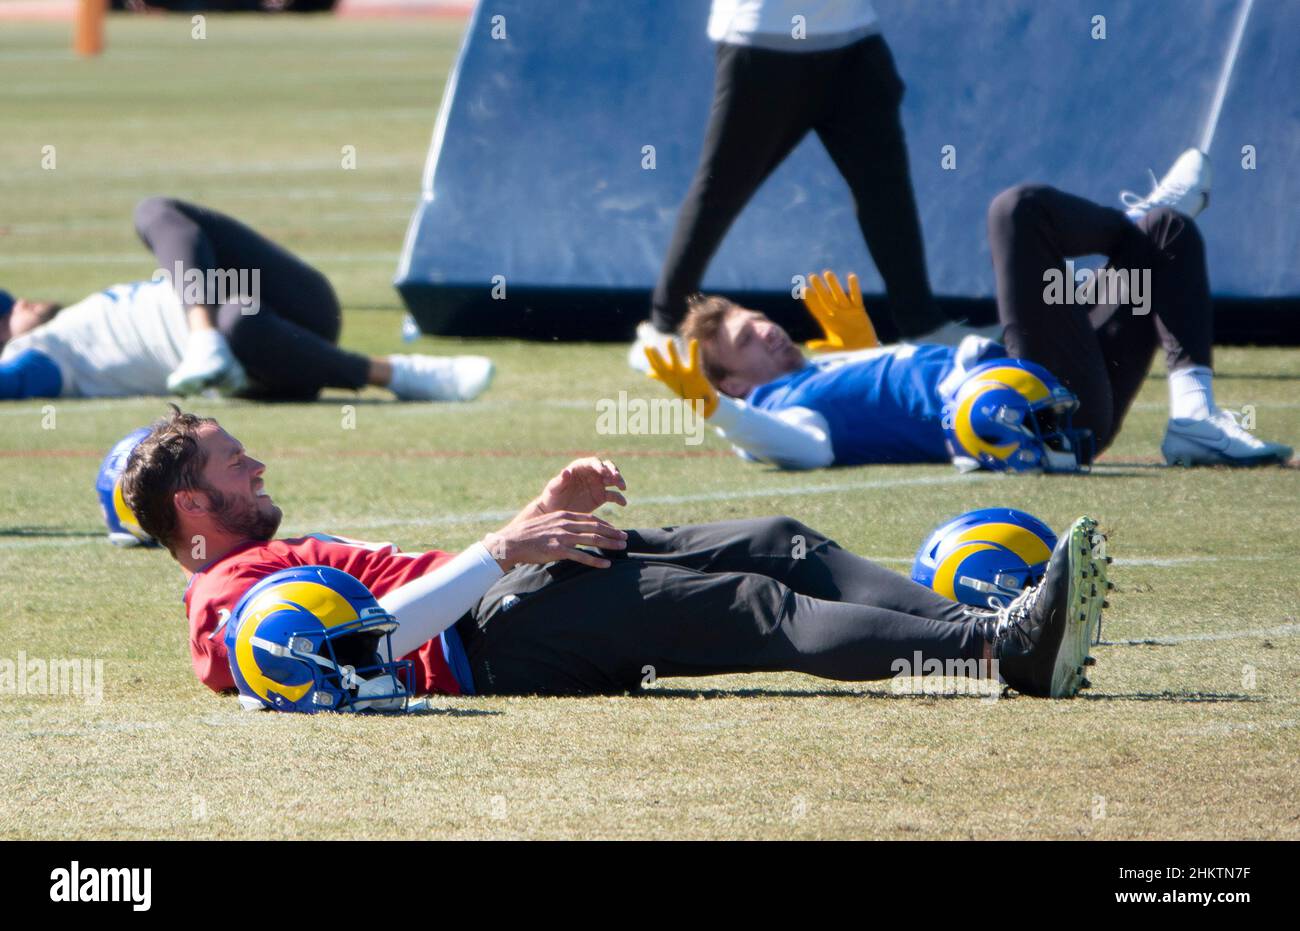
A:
[986, 517, 1109, 698]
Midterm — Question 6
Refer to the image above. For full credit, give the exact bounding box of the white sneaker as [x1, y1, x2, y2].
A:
[627, 320, 683, 373]
[388, 354, 494, 401]
[1120, 148, 1211, 221]
[208, 358, 248, 397]
[911, 318, 1004, 347]
[1161, 410, 1292, 467]
[168, 329, 242, 396]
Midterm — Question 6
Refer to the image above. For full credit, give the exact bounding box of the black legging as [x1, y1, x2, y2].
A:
[987, 184, 1214, 453]
[651, 36, 945, 339]
[455, 516, 984, 696]
[133, 197, 370, 399]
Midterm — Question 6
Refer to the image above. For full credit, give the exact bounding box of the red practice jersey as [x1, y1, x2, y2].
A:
[183, 533, 461, 695]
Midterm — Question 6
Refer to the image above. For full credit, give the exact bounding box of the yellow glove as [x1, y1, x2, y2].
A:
[644, 338, 718, 418]
[803, 270, 879, 352]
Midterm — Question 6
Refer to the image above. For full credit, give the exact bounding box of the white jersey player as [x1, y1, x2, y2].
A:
[1, 279, 188, 398]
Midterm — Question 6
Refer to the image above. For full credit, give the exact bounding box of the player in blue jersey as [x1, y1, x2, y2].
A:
[661, 296, 998, 469]
[647, 173, 1292, 470]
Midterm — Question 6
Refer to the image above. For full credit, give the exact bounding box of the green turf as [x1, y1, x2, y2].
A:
[1, 17, 1298, 840]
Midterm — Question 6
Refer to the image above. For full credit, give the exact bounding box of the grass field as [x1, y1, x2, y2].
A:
[1, 16, 1298, 840]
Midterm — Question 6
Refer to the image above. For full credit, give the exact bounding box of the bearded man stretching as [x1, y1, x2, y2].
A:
[121, 406, 1109, 700]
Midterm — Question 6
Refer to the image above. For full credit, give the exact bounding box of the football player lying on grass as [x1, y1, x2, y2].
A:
[0, 197, 492, 403]
[120, 405, 1109, 709]
[644, 174, 1292, 471]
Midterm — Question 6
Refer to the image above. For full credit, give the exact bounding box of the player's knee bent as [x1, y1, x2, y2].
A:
[132, 196, 182, 237]
[760, 515, 826, 551]
[987, 184, 1051, 237]
[215, 300, 262, 342]
[1139, 207, 1204, 253]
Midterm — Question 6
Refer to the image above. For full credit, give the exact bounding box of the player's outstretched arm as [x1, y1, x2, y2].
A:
[711, 398, 835, 470]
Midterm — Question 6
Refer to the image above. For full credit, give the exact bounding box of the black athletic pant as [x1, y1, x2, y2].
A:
[455, 516, 985, 696]
[133, 197, 371, 399]
[650, 36, 945, 339]
[987, 184, 1214, 453]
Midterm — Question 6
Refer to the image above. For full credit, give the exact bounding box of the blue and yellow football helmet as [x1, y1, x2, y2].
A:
[95, 427, 155, 547]
[942, 359, 1091, 473]
[226, 566, 412, 713]
[912, 508, 1057, 608]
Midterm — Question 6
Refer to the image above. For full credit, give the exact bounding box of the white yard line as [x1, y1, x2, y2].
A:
[0, 475, 982, 549]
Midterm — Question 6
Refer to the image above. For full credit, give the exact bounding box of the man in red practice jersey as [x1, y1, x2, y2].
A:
[120, 405, 1107, 700]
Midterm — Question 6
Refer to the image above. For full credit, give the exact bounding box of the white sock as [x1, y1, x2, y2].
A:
[1168, 365, 1215, 420]
[385, 355, 411, 396]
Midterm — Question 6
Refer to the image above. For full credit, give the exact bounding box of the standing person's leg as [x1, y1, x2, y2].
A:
[813, 35, 946, 339]
[134, 197, 371, 397]
[462, 558, 987, 696]
[649, 45, 817, 333]
[621, 516, 969, 624]
[986, 184, 1153, 450]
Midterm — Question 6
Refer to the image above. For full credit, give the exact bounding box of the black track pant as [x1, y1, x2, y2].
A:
[133, 197, 371, 399]
[650, 36, 945, 339]
[455, 516, 986, 696]
[988, 184, 1214, 453]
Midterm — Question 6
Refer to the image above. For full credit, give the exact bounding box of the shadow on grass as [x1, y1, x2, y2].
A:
[1069, 467, 1163, 477]
[639, 681, 883, 696]
[1203, 372, 1300, 381]
[640, 686, 979, 701]
[406, 703, 502, 718]
[1076, 690, 1262, 704]
[1144, 371, 1300, 382]
[631, 686, 1263, 704]
[1096, 461, 1297, 471]
[0, 527, 102, 539]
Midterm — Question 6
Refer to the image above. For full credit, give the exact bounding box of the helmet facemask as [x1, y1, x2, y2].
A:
[943, 359, 1092, 474]
[252, 616, 412, 713]
[1028, 400, 1092, 473]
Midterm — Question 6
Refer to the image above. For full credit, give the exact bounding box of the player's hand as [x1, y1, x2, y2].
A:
[803, 270, 879, 353]
[482, 510, 628, 570]
[644, 338, 718, 418]
[539, 457, 628, 514]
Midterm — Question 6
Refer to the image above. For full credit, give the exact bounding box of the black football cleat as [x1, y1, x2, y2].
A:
[989, 517, 1108, 697]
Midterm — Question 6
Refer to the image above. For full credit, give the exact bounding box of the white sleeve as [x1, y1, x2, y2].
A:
[380, 542, 504, 658]
[708, 395, 834, 470]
